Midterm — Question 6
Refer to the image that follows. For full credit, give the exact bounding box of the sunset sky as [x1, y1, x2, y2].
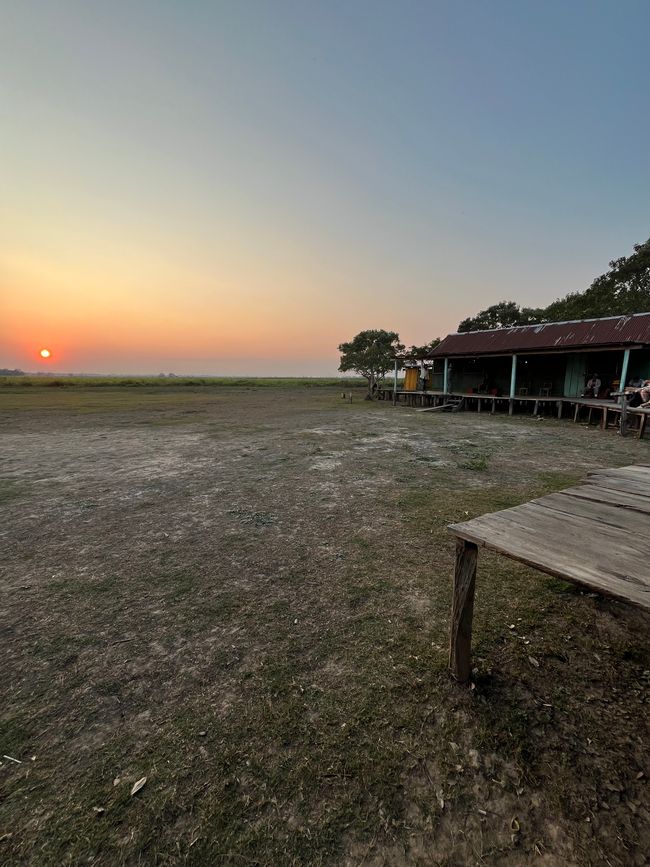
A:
[2, 0, 649, 375]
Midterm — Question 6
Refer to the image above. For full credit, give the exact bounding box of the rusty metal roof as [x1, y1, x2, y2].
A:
[429, 313, 650, 358]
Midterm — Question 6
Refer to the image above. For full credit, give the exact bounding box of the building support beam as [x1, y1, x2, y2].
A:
[392, 359, 398, 406]
[619, 348, 631, 435]
[509, 354, 517, 415]
[620, 348, 631, 392]
[443, 358, 449, 395]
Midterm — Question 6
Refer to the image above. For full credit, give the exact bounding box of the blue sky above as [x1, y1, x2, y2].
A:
[2, 0, 649, 373]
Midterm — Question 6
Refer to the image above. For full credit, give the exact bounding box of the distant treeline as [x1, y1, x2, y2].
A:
[458, 237, 650, 332]
[0, 375, 366, 389]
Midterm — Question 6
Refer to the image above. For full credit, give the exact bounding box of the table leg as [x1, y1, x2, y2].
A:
[449, 538, 478, 684]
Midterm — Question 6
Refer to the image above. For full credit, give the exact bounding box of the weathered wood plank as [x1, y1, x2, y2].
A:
[446, 466, 650, 689]
[560, 484, 650, 515]
[534, 492, 650, 535]
[449, 539, 477, 683]
[449, 502, 650, 609]
[589, 465, 650, 482]
[585, 474, 650, 498]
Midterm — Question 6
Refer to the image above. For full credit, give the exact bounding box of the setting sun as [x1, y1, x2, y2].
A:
[39, 348, 51, 359]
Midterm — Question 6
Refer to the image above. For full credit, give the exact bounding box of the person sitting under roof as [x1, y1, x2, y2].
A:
[582, 373, 601, 398]
[628, 380, 650, 408]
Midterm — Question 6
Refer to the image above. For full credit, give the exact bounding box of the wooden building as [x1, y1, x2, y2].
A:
[428, 313, 650, 400]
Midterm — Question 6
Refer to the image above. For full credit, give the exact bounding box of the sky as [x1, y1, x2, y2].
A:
[1, 0, 649, 375]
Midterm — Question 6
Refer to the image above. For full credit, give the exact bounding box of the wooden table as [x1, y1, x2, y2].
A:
[447, 465, 650, 683]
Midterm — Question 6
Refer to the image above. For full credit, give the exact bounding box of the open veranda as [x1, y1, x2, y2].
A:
[1, 384, 649, 865]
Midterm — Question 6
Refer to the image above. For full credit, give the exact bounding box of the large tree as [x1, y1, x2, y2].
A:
[458, 301, 542, 333]
[543, 237, 650, 321]
[457, 238, 650, 332]
[338, 329, 404, 398]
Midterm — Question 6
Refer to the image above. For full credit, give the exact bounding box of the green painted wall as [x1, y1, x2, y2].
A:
[563, 354, 586, 396]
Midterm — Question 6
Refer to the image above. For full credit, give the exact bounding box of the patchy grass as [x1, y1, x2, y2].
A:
[0, 479, 22, 505]
[458, 454, 490, 471]
[0, 389, 648, 865]
[0, 375, 367, 389]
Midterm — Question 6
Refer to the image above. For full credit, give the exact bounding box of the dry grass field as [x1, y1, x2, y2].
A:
[1, 386, 649, 866]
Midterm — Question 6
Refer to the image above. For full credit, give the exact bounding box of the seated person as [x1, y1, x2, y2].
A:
[582, 374, 601, 398]
[640, 380, 650, 406]
[627, 380, 650, 408]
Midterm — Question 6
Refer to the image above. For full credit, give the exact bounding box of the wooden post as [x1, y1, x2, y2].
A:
[557, 401, 563, 419]
[449, 538, 478, 684]
[491, 397, 496, 415]
[509, 354, 517, 397]
[392, 359, 398, 406]
[620, 395, 628, 437]
[443, 358, 449, 396]
[620, 347, 631, 392]
[574, 402, 580, 423]
[618, 348, 631, 436]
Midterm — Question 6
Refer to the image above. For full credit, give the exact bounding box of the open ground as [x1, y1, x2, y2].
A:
[1, 386, 649, 866]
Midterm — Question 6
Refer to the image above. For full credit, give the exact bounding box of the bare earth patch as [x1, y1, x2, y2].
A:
[0, 387, 649, 865]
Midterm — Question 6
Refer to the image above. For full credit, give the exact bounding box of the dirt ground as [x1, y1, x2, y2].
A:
[1, 386, 649, 866]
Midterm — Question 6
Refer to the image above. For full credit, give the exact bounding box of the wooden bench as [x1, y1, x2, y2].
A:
[447, 465, 650, 682]
[574, 400, 649, 438]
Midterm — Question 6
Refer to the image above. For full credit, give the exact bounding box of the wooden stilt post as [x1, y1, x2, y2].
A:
[508, 354, 517, 416]
[574, 402, 580, 423]
[557, 401, 563, 420]
[449, 538, 478, 684]
[491, 397, 496, 415]
[620, 397, 628, 437]
[619, 348, 631, 437]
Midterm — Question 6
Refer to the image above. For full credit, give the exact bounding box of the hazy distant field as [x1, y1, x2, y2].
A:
[1, 387, 649, 865]
[0, 375, 367, 388]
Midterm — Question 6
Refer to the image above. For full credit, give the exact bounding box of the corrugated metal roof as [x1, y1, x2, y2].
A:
[429, 313, 650, 358]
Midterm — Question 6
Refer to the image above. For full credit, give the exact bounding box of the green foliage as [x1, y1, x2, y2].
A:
[544, 237, 650, 321]
[338, 329, 404, 396]
[458, 301, 543, 332]
[404, 337, 441, 357]
[458, 237, 650, 332]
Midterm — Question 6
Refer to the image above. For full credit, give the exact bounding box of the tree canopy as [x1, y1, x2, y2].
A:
[404, 338, 441, 357]
[457, 238, 650, 332]
[458, 302, 541, 333]
[338, 329, 404, 397]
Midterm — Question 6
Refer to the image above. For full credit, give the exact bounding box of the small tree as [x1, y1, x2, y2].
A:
[338, 329, 404, 398]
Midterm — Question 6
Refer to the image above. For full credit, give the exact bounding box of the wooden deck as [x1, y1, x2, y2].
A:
[377, 388, 649, 437]
[446, 465, 650, 682]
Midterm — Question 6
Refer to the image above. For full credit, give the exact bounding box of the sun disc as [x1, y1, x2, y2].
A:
[39, 348, 51, 359]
